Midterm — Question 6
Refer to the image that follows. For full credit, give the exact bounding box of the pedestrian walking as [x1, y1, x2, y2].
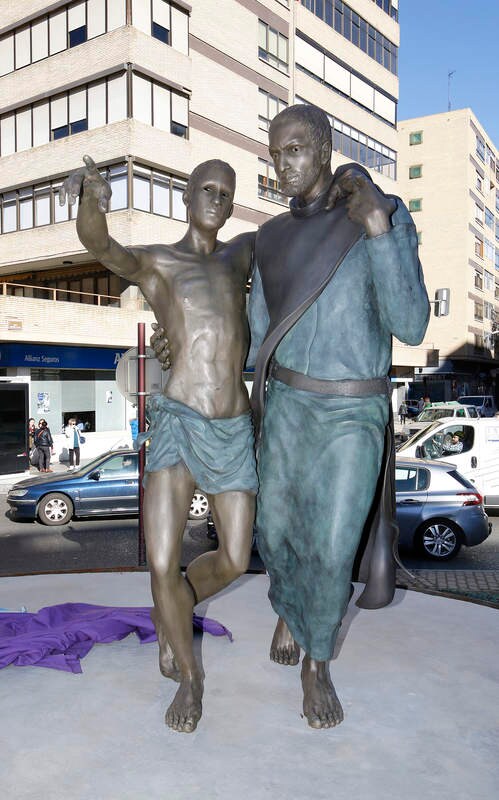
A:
[34, 419, 54, 472]
[64, 417, 83, 470]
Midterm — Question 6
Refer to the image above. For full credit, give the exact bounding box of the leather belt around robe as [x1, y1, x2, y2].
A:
[271, 362, 391, 397]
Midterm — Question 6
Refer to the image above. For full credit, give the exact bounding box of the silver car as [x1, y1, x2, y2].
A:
[395, 457, 490, 560]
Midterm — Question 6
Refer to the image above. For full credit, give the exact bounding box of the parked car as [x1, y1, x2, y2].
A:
[397, 418, 499, 509]
[401, 401, 479, 440]
[207, 456, 491, 562]
[395, 457, 490, 560]
[7, 450, 209, 525]
[457, 395, 497, 417]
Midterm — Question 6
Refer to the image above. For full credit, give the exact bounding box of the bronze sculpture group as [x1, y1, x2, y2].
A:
[64, 103, 429, 733]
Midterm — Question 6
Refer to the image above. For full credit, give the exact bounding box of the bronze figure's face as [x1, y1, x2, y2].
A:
[186, 165, 235, 232]
[268, 115, 328, 202]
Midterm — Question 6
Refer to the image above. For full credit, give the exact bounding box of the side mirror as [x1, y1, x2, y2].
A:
[89, 471, 101, 481]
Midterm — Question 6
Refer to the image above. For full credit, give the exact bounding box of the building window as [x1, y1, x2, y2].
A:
[484, 301, 494, 320]
[0, 1, 127, 77]
[132, 72, 189, 138]
[484, 269, 494, 291]
[485, 207, 494, 229]
[474, 271, 483, 291]
[258, 21, 288, 73]
[295, 35, 396, 126]
[409, 131, 423, 146]
[409, 199, 422, 213]
[409, 165, 422, 179]
[474, 301, 484, 321]
[151, 0, 171, 43]
[69, 25, 87, 47]
[132, 163, 187, 221]
[258, 89, 287, 132]
[0, 161, 189, 235]
[300, 0, 398, 74]
[417, 231, 422, 245]
[474, 333, 484, 352]
[476, 135, 485, 162]
[475, 203, 484, 225]
[0, 69, 188, 156]
[476, 172, 483, 192]
[258, 158, 287, 205]
[475, 236, 483, 258]
[132, 0, 188, 53]
[496, 249, 499, 270]
[485, 238, 495, 261]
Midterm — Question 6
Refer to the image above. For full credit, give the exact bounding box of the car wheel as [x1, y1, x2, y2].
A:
[189, 490, 209, 520]
[417, 519, 462, 561]
[38, 493, 74, 526]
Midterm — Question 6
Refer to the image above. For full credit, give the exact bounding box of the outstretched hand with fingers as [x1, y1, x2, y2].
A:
[59, 154, 111, 214]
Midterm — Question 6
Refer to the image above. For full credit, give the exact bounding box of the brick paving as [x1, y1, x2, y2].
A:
[397, 568, 499, 603]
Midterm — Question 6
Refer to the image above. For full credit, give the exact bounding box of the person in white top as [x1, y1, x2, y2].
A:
[64, 417, 83, 470]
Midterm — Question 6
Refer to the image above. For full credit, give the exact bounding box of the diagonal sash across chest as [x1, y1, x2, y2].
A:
[251, 199, 363, 428]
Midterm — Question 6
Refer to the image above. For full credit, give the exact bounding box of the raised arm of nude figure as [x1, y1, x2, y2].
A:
[61, 155, 148, 282]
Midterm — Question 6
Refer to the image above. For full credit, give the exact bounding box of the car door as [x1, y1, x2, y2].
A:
[395, 465, 429, 547]
[78, 453, 139, 515]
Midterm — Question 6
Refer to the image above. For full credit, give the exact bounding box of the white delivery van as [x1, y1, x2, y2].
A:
[397, 418, 499, 508]
[457, 395, 497, 417]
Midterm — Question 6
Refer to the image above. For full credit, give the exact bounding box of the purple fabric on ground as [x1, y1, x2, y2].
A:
[0, 603, 233, 674]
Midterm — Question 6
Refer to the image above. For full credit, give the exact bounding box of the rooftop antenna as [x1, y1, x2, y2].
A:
[448, 70, 456, 111]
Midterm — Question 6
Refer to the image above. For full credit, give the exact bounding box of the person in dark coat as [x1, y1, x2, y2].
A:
[34, 419, 54, 472]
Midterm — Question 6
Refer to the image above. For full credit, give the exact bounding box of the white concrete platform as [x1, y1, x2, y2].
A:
[0, 572, 498, 800]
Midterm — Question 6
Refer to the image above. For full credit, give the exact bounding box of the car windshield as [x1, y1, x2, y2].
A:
[72, 451, 136, 476]
[417, 408, 454, 422]
[397, 421, 442, 451]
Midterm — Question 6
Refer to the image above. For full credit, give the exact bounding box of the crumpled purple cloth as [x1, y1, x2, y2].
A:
[0, 603, 233, 674]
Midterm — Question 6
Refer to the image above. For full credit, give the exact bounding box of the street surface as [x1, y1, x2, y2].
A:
[0, 493, 498, 576]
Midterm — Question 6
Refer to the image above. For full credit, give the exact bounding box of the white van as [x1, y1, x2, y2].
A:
[458, 395, 497, 417]
[397, 418, 499, 508]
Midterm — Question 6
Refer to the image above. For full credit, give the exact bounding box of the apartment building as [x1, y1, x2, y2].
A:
[0, 0, 432, 437]
[398, 110, 499, 402]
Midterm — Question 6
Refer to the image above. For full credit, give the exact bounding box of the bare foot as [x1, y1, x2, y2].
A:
[270, 617, 300, 665]
[151, 608, 181, 682]
[301, 655, 344, 729]
[165, 675, 203, 733]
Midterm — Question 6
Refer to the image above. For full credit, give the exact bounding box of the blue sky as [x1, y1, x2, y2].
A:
[398, 0, 499, 145]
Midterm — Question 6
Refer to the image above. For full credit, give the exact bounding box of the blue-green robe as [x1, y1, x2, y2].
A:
[248, 195, 429, 661]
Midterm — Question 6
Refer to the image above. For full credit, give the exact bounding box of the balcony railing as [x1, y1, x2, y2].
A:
[1, 282, 120, 307]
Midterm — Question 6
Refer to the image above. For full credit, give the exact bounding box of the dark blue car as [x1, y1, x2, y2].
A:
[7, 450, 209, 525]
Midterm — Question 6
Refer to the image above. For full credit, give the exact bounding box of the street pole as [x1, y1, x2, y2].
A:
[137, 322, 146, 566]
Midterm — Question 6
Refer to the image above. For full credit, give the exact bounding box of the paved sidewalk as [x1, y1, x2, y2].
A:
[1, 572, 498, 800]
[397, 568, 499, 604]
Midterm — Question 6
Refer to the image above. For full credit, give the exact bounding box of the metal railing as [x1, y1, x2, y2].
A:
[1, 281, 120, 307]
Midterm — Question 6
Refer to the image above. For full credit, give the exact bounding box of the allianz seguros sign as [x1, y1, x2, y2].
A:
[0, 343, 126, 369]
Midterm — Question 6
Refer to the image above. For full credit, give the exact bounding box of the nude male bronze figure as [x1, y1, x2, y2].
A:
[62, 157, 257, 733]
